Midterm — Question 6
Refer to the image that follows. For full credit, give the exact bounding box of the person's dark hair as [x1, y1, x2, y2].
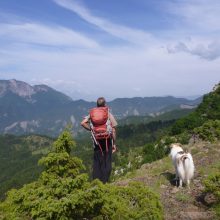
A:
[97, 97, 106, 107]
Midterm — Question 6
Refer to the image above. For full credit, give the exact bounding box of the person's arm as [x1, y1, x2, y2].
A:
[81, 117, 91, 131]
[112, 127, 117, 153]
[109, 113, 117, 153]
[112, 127, 116, 144]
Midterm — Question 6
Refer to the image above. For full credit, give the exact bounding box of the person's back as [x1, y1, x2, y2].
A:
[81, 97, 117, 183]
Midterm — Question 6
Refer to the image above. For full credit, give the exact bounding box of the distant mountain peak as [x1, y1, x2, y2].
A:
[0, 79, 35, 98]
[33, 84, 51, 92]
[0, 79, 73, 105]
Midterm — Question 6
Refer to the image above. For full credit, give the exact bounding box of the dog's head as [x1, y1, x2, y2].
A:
[169, 143, 184, 157]
[170, 143, 181, 148]
[170, 143, 182, 150]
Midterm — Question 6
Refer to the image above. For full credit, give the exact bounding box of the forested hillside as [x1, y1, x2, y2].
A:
[119, 108, 194, 125]
[114, 82, 220, 219]
[170, 83, 220, 137]
[0, 135, 54, 199]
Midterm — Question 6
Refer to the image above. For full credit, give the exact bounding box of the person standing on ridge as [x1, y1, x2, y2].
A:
[81, 97, 117, 183]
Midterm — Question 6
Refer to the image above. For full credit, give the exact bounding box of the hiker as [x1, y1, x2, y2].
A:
[81, 97, 117, 183]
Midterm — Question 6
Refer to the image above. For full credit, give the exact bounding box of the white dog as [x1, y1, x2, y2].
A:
[170, 143, 195, 187]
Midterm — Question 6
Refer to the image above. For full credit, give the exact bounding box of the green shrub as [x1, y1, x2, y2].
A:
[204, 172, 220, 201]
[176, 131, 191, 144]
[204, 171, 220, 217]
[194, 120, 220, 142]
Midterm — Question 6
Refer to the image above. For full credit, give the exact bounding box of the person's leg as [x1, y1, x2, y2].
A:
[92, 139, 113, 183]
[92, 149, 103, 181]
[102, 139, 112, 183]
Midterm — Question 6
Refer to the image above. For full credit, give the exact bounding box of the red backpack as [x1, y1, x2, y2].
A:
[89, 106, 112, 140]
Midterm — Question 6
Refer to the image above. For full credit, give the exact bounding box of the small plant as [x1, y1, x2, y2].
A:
[175, 191, 191, 202]
[204, 171, 220, 217]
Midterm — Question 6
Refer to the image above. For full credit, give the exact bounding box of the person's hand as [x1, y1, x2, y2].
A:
[112, 144, 117, 153]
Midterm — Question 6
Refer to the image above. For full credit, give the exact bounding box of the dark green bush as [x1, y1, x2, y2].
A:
[194, 120, 220, 142]
[175, 131, 191, 144]
[204, 171, 220, 217]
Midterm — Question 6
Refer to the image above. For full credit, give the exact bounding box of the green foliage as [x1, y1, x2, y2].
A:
[142, 142, 167, 164]
[175, 132, 188, 145]
[0, 130, 163, 220]
[170, 84, 220, 136]
[117, 120, 175, 149]
[119, 109, 194, 126]
[193, 120, 220, 142]
[142, 135, 174, 164]
[170, 113, 203, 135]
[204, 171, 220, 217]
[0, 134, 54, 200]
[175, 191, 192, 203]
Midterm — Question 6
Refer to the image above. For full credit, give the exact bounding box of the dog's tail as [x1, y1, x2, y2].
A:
[183, 154, 194, 181]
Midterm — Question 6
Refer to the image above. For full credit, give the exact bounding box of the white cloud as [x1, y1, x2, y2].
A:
[167, 0, 220, 32]
[0, 22, 99, 48]
[159, 0, 220, 60]
[1, 42, 219, 100]
[167, 38, 220, 60]
[52, 0, 220, 61]
[53, 0, 153, 46]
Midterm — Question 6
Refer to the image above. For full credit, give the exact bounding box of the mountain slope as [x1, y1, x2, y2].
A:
[0, 79, 201, 136]
[0, 134, 54, 199]
[114, 83, 220, 219]
[115, 141, 220, 220]
[119, 108, 194, 125]
[170, 83, 220, 136]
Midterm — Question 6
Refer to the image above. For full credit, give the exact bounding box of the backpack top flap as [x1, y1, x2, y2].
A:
[90, 107, 109, 126]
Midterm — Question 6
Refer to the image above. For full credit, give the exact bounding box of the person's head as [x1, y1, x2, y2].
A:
[97, 97, 106, 107]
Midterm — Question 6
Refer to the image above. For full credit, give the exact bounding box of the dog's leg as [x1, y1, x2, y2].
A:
[175, 178, 178, 187]
[179, 179, 183, 188]
[174, 165, 179, 187]
[187, 179, 190, 189]
[175, 167, 179, 180]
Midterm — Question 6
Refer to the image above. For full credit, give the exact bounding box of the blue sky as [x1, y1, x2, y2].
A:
[0, 0, 220, 101]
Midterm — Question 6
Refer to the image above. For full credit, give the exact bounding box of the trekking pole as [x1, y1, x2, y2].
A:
[91, 130, 98, 146]
[90, 130, 104, 155]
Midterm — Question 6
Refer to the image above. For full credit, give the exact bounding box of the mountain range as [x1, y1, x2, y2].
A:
[0, 79, 202, 136]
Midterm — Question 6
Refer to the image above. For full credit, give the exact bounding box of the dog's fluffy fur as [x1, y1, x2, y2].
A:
[170, 143, 195, 187]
